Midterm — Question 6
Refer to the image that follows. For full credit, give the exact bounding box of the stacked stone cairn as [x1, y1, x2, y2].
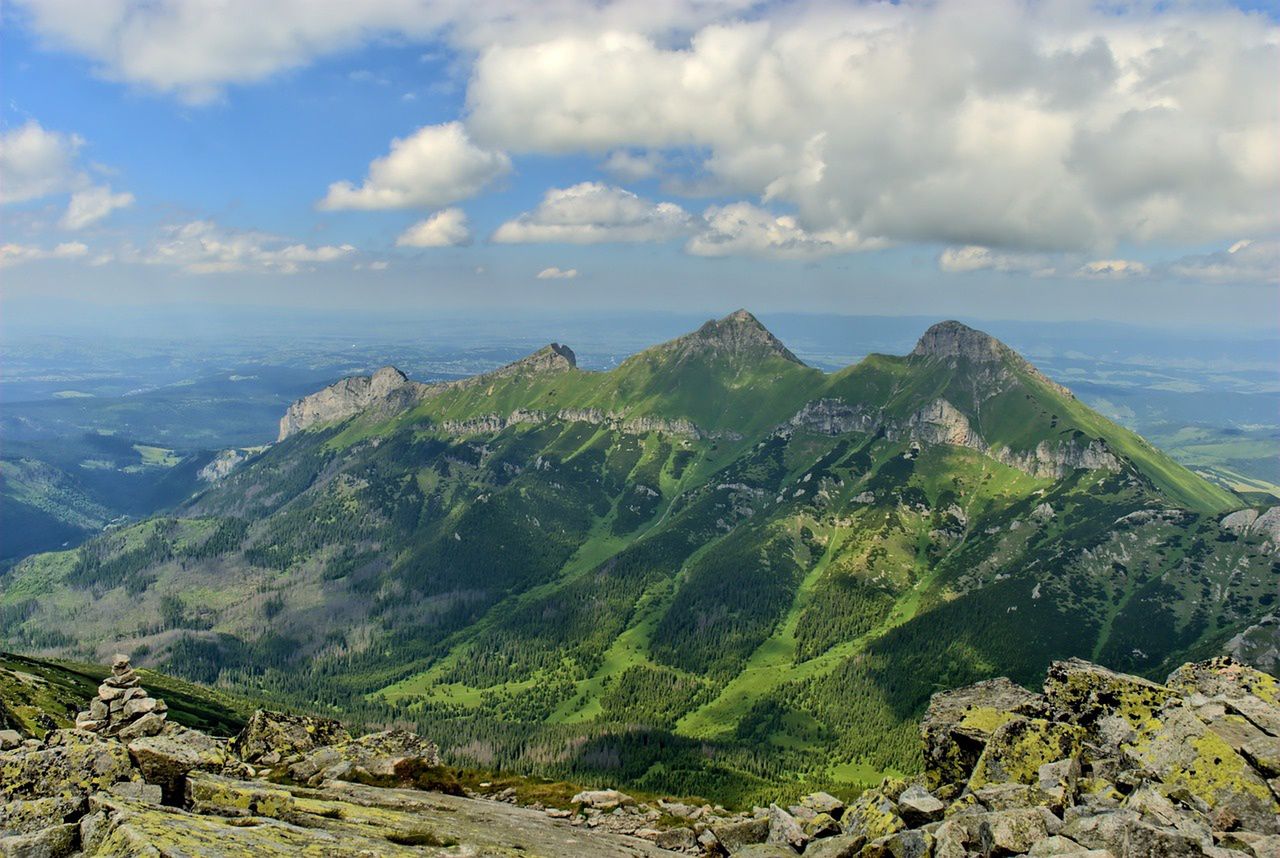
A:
[74, 654, 168, 740]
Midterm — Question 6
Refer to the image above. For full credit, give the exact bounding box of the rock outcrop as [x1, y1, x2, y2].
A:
[440, 407, 733, 441]
[1222, 507, 1280, 552]
[839, 656, 1280, 858]
[1224, 616, 1280, 676]
[786, 398, 1121, 480]
[278, 366, 438, 441]
[6, 656, 1277, 856]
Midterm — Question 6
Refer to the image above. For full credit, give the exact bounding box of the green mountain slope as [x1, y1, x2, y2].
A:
[1, 312, 1270, 803]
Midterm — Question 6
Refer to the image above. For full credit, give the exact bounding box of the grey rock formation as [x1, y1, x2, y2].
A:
[787, 397, 1119, 481]
[1222, 507, 1280, 552]
[1223, 615, 1280, 675]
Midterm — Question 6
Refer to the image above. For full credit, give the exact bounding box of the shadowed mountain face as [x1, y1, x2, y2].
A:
[2, 311, 1272, 801]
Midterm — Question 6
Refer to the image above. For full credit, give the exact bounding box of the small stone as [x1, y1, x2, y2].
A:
[897, 785, 945, 825]
[115, 712, 166, 742]
[0, 729, 21, 750]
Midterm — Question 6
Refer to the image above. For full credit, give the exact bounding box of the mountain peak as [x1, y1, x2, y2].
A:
[680, 309, 803, 365]
[480, 343, 577, 380]
[911, 320, 1007, 362]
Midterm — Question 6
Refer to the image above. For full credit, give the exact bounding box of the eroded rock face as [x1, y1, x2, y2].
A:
[277, 345, 579, 441]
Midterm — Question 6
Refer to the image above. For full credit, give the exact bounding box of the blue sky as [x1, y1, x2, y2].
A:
[1, 0, 1277, 328]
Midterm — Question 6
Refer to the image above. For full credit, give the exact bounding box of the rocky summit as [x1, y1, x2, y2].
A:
[3, 655, 1279, 856]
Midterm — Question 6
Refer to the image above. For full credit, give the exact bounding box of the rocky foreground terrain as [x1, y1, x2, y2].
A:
[3, 655, 1279, 857]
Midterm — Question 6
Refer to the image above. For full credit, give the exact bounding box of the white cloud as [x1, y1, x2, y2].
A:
[601, 150, 664, 182]
[536, 266, 578, 279]
[938, 245, 1054, 275]
[319, 122, 510, 210]
[687, 202, 877, 259]
[494, 182, 692, 244]
[60, 185, 135, 229]
[142, 220, 355, 274]
[0, 120, 84, 204]
[1076, 259, 1149, 279]
[0, 240, 89, 267]
[396, 207, 472, 247]
[11, 1, 757, 101]
[1169, 238, 1280, 284]
[464, 3, 1279, 251]
[12, 1, 1278, 253]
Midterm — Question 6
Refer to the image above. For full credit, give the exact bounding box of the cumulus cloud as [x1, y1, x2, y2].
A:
[536, 266, 578, 279]
[464, 2, 1279, 251]
[59, 185, 135, 229]
[1168, 239, 1280, 284]
[11, 0, 756, 102]
[687, 202, 877, 259]
[142, 220, 355, 274]
[320, 122, 510, 211]
[0, 120, 84, 204]
[396, 207, 471, 247]
[0, 240, 89, 267]
[494, 183, 692, 244]
[13, 1, 1279, 252]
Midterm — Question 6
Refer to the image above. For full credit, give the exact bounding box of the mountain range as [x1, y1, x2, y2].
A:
[1, 310, 1275, 802]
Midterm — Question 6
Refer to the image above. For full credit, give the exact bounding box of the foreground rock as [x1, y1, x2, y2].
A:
[838, 656, 1280, 858]
[3, 656, 1279, 856]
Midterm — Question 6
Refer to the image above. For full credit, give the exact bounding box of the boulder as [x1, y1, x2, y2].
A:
[710, 817, 769, 852]
[766, 803, 807, 851]
[968, 716, 1084, 790]
[802, 833, 867, 858]
[127, 724, 231, 801]
[895, 785, 944, 825]
[571, 789, 635, 810]
[799, 791, 845, 818]
[230, 709, 350, 766]
[0, 730, 139, 803]
[840, 789, 906, 842]
[0, 822, 77, 858]
[921, 677, 1043, 790]
[862, 828, 932, 858]
[0, 796, 85, 836]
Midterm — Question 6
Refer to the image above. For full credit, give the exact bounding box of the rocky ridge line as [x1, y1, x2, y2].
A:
[277, 344, 578, 441]
[786, 397, 1121, 480]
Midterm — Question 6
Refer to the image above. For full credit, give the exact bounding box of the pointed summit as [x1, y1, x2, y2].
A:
[911, 320, 1072, 397]
[483, 343, 577, 379]
[675, 309, 803, 365]
[911, 320, 1007, 362]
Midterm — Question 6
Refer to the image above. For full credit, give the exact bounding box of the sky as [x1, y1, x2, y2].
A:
[1, 0, 1278, 330]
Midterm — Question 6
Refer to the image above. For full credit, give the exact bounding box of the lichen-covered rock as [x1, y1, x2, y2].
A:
[1122, 704, 1279, 833]
[127, 724, 232, 801]
[230, 709, 349, 766]
[0, 730, 139, 803]
[840, 789, 906, 842]
[0, 821, 77, 857]
[968, 716, 1084, 790]
[0, 795, 84, 836]
[921, 677, 1044, 791]
[861, 827, 932, 858]
[570, 789, 634, 810]
[799, 791, 845, 818]
[1043, 659, 1178, 744]
[284, 728, 453, 793]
